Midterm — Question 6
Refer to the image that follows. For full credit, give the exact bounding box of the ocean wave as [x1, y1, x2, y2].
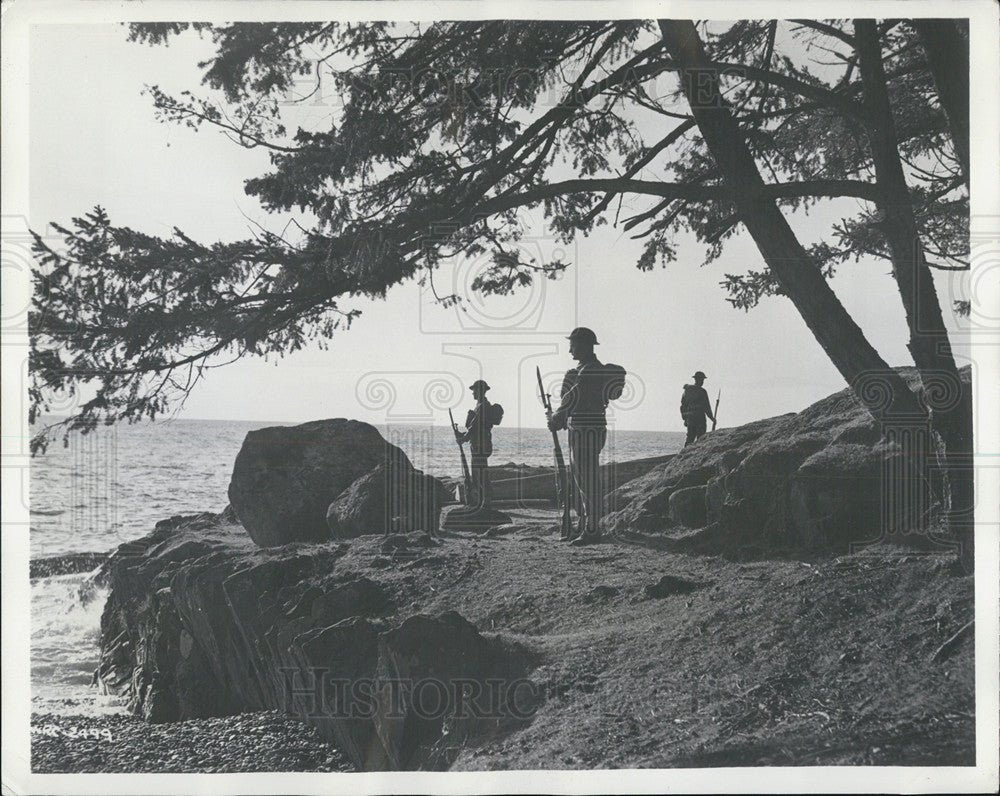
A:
[30, 552, 109, 580]
[30, 509, 66, 516]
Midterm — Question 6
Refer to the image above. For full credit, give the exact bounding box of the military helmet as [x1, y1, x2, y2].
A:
[567, 327, 599, 346]
[469, 379, 490, 392]
[693, 371, 707, 381]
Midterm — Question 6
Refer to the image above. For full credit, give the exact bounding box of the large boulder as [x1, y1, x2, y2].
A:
[326, 464, 447, 538]
[228, 419, 414, 547]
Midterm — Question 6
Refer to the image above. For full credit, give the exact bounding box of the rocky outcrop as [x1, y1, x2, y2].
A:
[602, 417, 782, 532]
[372, 612, 535, 770]
[439, 504, 512, 533]
[228, 419, 446, 547]
[96, 512, 536, 771]
[325, 463, 447, 538]
[444, 454, 675, 504]
[287, 617, 385, 767]
[603, 367, 969, 555]
[667, 485, 708, 529]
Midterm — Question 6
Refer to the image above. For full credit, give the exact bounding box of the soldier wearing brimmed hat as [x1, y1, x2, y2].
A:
[459, 379, 500, 508]
[548, 327, 626, 545]
[680, 370, 714, 446]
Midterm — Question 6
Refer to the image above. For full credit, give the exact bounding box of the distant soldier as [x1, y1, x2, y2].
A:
[548, 328, 626, 545]
[459, 379, 502, 508]
[680, 371, 715, 446]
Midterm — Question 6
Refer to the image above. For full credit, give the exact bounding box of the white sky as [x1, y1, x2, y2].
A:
[27, 22, 970, 431]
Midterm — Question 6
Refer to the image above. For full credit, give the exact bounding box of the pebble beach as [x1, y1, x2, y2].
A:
[30, 711, 355, 774]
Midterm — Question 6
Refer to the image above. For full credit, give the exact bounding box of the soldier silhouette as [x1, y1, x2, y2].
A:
[458, 379, 500, 508]
[680, 371, 715, 446]
[548, 328, 625, 545]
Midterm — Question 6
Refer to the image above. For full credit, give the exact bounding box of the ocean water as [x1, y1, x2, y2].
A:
[27, 418, 684, 715]
[28, 418, 684, 559]
[31, 574, 122, 715]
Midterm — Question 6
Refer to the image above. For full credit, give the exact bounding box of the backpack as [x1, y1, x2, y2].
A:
[604, 363, 627, 402]
[490, 402, 504, 426]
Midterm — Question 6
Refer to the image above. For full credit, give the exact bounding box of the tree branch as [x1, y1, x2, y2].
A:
[476, 177, 879, 216]
[711, 60, 865, 117]
[790, 20, 856, 47]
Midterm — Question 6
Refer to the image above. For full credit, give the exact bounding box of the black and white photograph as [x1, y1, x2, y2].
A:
[2, 1, 998, 793]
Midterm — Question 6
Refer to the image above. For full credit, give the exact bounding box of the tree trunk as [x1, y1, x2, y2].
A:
[855, 19, 973, 571]
[657, 20, 923, 423]
[854, 20, 958, 380]
[911, 19, 970, 183]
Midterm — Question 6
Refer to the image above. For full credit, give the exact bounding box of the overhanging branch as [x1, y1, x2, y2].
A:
[475, 177, 879, 216]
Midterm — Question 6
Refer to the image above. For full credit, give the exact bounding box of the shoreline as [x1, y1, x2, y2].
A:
[27, 453, 679, 574]
[30, 711, 355, 774]
[30, 552, 110, 579]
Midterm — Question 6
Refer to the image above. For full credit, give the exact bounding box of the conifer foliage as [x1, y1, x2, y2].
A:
[32, 20, 969, 454]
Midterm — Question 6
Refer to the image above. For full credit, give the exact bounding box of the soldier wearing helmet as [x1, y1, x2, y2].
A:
[459, 379, 497, 508]
[548, 327, 625, 545]
[680, 370, 714, 446]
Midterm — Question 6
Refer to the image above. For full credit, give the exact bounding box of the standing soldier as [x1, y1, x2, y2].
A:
[548, 328, 625, 546]
[680, 371, 715, 446]
[459, 379, 500, 509]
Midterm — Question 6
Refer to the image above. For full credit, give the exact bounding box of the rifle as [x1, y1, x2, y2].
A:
[448, 408, 473, 504]
[712, 389, 721, 431]
[536, 366, 573, 538]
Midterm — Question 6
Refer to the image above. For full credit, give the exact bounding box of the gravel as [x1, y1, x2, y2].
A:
[31, 711, 355, 773]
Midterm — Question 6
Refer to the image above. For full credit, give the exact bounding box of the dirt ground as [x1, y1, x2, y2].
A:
[335, 502, 975, 769]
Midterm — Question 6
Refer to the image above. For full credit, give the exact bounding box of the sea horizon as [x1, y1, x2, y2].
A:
[29, 414, 690, 435]
[28, 416, 687, 561]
